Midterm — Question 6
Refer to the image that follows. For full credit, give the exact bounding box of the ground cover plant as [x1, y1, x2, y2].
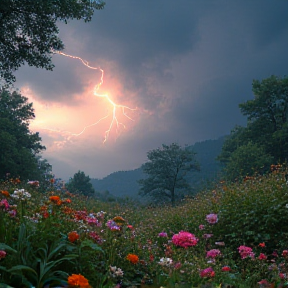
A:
[0, 166, 288, 288]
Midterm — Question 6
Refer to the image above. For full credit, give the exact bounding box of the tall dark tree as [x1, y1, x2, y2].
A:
[139, 143, 200, 206]
[0, 88, 46, 179]
[218, 75, 288, 181]
[0, 0, 105, 84]
[66, 171, 95, 197]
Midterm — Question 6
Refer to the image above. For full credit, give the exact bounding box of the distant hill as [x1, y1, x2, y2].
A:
[90, 136, 225, 199]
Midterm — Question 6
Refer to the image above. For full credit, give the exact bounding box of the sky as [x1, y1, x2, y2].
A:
[14, 0, 288, 180]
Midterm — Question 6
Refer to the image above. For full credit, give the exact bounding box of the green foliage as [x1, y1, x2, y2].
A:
[66, 170, 95, 196]
[139, 143, 200, 206]
[0, 89, 49, 181]
[218, 75, 288, 180]
[223, 142, 274, 181]
[0, 0, 105, 84]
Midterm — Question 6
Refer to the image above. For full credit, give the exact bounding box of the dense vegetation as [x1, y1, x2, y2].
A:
[0, 166, 287, 288]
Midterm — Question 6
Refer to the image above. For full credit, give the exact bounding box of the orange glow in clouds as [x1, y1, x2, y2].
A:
[26, 51, 137, 146]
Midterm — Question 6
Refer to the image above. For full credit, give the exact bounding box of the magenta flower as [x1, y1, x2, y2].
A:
[0, 199, 9, 211]
[172, 231, 198, 248]
[0, 250, 6, 260]
[200, 267, 215, 278]
[158, 232, 168, 237]
[206, 249, 221, 258]
[238, 245, 255, 259]
[206, 213, 218, 224]
[199, 224, 205, 230]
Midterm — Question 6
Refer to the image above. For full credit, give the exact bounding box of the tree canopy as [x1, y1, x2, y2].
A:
[0, 88, 47, 180]
[139, 143, 200, 206]
[218, 75, 288, 181]
[0, 0, 105, 84]
[66, 170, 95, 197]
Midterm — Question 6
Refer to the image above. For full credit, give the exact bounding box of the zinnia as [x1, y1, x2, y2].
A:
[68, 231, 80, 243]
[172, 231, 198, 248]
[126, 253, 139, 264]
[238, 245, 255, 259]
[67, 274, 90, 288]
[206, 249, 221, 258]
[200, 267, 215, 278]
[49, 195, 60, 203]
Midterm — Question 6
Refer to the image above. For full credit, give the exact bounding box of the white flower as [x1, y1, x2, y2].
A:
[11, 189, 31, 200]
[159, 257, 173, 267]
[109, 266, 124, 278]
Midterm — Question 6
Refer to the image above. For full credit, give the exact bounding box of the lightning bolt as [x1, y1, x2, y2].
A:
[47, 50, 137, 143]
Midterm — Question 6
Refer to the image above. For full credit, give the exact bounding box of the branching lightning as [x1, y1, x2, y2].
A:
[47, 50, 137, 143]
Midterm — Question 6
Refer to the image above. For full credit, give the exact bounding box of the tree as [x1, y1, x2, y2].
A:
[66, 171, 95, 197]
[0, 88, 46, 180]
[0, 0, 105, 84]
[138, 143, 200, 206]
[218, 75, 288, 180]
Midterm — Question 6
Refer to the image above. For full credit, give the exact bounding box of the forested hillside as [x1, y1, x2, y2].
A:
[90, 136, 225, 198]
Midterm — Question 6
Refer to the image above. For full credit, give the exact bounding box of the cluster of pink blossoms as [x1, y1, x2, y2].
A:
[238, 245, 255, 259]
[206, 249, 221, 258]
[172, 231, 198, 248]
[200, 267, 215, 278]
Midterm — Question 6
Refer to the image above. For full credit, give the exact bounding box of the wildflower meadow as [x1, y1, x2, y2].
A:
[0, 166, 288, 288]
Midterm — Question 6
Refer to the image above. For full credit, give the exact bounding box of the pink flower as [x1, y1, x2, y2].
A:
[282, 250, 288, 257]
[0, 199, 9, 210]
[203, 233, 213, 239]
[206, 249, 221, 258]
[258, 253, 267, 260]
[279, 273, 286, 279]
[0, 250, 6, 259]
[158, 232, 168, 237]
[238, 245, 255, 259]
[199, 224, 205, 230]
[200, 267, 215, 278]
[172, 231, 198, 248]
[221, 266, 231, 272]
[257, 279, 270, 286]
[8, 209, 17, 217]
[206, 214, 218, 224]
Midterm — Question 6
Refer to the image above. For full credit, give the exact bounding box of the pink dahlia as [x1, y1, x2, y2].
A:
[172, 231, 198, 248]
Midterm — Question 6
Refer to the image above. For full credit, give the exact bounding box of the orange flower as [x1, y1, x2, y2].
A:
[126, 253, 139, 264]
[113, 216, 125, 226]
[259, 242, 265, 248]
[0, 190, 10, 197]
[68, 231, 79, 243]
[67, 274, 91, 288]
[49, 195, 60, 203]
[65, 198, 72, 204]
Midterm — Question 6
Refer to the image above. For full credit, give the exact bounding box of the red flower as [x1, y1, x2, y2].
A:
[259, 242, 265, 248]
[68, 231, 80, 243]
[258, 253, 267, 260]
[221, 266, 231, 272]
